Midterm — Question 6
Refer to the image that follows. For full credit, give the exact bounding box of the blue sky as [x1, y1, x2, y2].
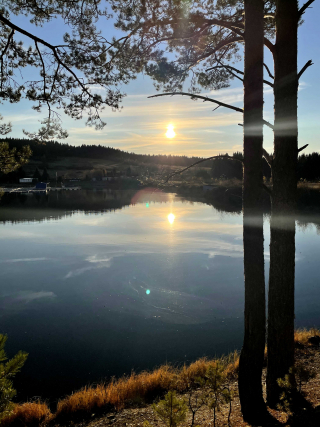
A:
[4, 2, 320, 157]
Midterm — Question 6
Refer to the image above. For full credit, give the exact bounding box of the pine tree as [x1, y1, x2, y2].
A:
[0, 334, 28, 422]
[153, 391, 187, 427]
[42, 168, 50, 182]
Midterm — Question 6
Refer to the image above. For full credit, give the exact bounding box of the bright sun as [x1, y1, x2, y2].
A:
[165, 124, 176, 139]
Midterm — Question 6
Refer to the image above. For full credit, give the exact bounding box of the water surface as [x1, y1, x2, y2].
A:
[0, 189, 319, 400]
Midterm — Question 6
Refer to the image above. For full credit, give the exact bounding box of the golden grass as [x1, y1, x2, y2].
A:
[294, 327, 320, 345]
[55, 355, 240, 419]
[1, 401, 52, 427]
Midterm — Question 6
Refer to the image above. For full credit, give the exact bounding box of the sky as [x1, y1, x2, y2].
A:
[3, 1, 320, 158]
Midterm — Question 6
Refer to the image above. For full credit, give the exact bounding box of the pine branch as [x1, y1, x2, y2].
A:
[298, 144, 308, 153]
[263, 120, 274, 130]
[148, 92, 243, 113]
[0, 14, 94, 101]
[298, 0, 315, 18]
[163, 155, 243, 183]
[206, 64, 274, 87]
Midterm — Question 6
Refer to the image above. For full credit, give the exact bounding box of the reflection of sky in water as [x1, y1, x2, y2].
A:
[0, 192, 319, 400]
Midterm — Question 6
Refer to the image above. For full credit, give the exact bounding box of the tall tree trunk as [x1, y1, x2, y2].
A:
[238, 0, 266, 422]
[266, 0, 298, 406]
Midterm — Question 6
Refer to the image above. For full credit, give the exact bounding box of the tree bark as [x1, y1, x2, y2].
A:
[238, 0, 266, 422]
[266, 0, 298, 406]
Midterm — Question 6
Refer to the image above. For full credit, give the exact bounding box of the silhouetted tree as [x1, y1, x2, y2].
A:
[42, 168, 50, 182]
[33, 168, 41, 181]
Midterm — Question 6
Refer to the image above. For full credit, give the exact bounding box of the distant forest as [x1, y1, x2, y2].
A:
[1, 138, 320, 182]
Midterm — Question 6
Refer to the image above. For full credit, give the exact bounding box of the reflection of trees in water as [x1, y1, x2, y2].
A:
[0, 189, 173, 224]
[0, 190, 133, 223]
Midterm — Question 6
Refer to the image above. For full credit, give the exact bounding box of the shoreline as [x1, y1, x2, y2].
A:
[2, 329, 320, 427]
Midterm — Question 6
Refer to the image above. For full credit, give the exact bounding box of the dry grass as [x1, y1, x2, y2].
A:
[56, 354, 240, 419]
[294, 327, 320, 345]
[1, 401, 52, 427]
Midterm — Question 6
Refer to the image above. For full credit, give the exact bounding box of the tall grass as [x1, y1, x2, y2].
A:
[55, 356, 239, 418]
[1, 401, 52, 426]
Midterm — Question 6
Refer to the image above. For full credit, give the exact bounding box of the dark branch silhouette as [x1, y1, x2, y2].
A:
[206, 64, 274, 87]
[148, 92, 243, 113]
[298, 0, 315, 18]
[298, 60, 313, 79]
[162, 154, 243, 183]
[263, 63, 274, 79]
[298, 144, 309, 153]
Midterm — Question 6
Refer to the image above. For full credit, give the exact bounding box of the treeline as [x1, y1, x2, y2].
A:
[2, 138, 205, 167]
[2, 138, 319, 181]
[209, 152, 320, 182]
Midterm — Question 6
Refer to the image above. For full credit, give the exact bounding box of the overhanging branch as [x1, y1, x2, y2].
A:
[263, 120, 274, 130]
[148, 92, 243, 113]
[163, 154, 243, 183]
[0, 13, 93, 100]
[206, 64, 274, 87]
[298, 0, 315, 18]
[298, 144, 308, 153]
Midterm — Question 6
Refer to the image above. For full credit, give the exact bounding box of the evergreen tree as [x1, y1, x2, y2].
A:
[0, 335, 28, 422]
[0, 1, 134, 140]
[0, 142, 31, 174]
[33, 168, 41, 181]
[42, 168, 50, 182]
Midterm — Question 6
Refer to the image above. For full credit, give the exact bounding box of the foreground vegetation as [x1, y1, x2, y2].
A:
[1, 329, 319, 427]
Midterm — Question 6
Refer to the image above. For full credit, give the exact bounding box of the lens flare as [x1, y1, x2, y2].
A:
[146, 289, 151, 295]
[167, 213, 175, 224]
[166, 124, 176, 139]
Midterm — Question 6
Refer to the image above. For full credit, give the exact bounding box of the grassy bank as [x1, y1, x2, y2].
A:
[2, 329, 320, 427]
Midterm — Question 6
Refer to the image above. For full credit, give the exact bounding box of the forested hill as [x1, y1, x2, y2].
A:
[2, 138, 208, 167]
[2, 138, 320, 181]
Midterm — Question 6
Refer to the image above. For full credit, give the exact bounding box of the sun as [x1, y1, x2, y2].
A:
[165, 124, 176, 139]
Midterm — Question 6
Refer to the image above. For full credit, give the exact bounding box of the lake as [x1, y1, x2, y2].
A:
[0, 189, 320, 401]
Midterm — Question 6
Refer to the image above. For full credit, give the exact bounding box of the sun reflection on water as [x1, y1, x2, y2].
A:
[167, 213, 175, 224]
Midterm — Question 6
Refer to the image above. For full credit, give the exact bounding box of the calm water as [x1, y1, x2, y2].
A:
[0, 189, 319, 401]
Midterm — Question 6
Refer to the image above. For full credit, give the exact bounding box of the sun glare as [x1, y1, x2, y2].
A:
[167, 213, 175, 224]
[165, 124, 176, 139]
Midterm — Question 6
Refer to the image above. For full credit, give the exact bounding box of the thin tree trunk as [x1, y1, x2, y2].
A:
[266, 0, 298, 406]
[238, 0, 266, 422]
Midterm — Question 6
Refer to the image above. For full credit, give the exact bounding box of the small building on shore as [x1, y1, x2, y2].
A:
[19, 178, 33, 184]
